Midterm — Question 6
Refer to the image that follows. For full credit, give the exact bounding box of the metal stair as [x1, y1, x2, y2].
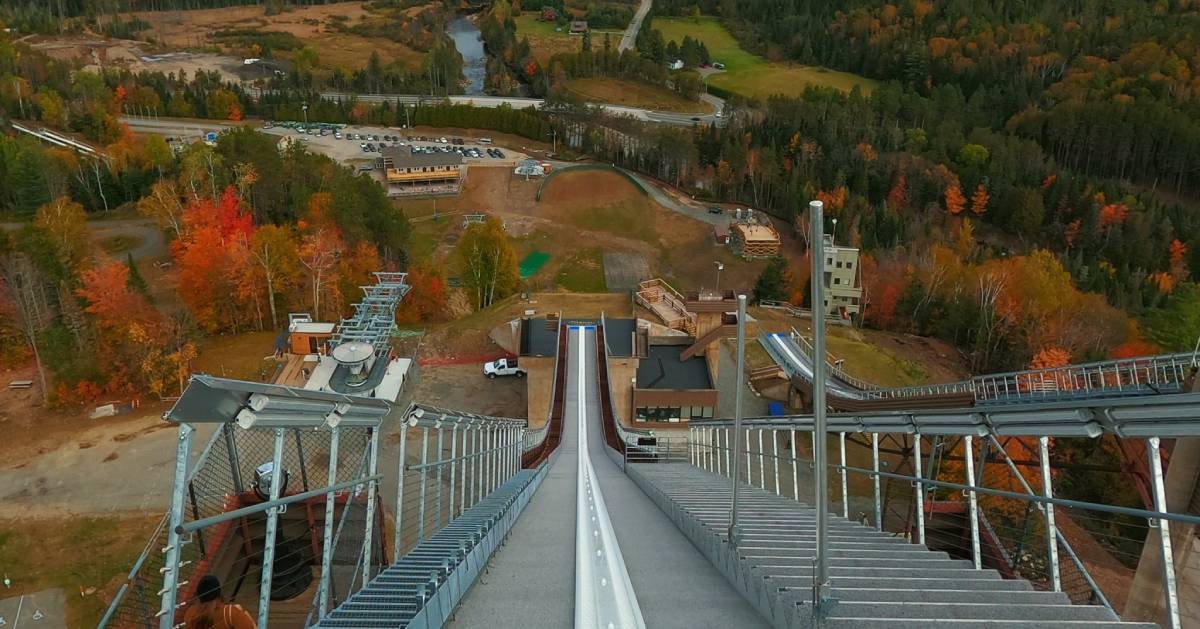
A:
[628, 462, 1157, 629]
[316, 468, 542, 628]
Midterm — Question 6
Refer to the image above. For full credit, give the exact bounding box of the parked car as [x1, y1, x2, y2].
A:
[708, 206, 723, 214]
[713, 62, 726, 70]
[483, 357, 526, 379]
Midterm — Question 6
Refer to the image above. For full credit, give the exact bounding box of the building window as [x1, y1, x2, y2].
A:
[834, 277, 841, 285]
[836, 261, 843, 268]
[826, 257, 832, 265]
[846, 262, 853, 269]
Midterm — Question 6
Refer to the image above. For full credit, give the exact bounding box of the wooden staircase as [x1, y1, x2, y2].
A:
[635, 278, 697, 335]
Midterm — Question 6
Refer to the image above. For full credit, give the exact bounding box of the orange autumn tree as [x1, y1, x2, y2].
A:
[76, 262, 198, 397]
[175, 187, 257, 332]
[1169, 239, 1189, 281]
[944, 183, 966, 215]
[970, 183, 989, 216]
[395, 264, 448, 324]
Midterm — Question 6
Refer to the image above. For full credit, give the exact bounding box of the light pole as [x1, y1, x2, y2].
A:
[549, 128, 557, 155]
[714, 261, 724, 296]
[302, 102, 309, 124]
[809, 199, 832, 611]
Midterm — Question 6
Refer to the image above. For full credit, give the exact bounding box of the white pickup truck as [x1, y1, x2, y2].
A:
[483, 357, 526, 379]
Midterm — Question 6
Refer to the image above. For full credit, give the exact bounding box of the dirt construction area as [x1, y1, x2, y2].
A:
[129, 1, 426, 71]
[405, 166, 776, 300]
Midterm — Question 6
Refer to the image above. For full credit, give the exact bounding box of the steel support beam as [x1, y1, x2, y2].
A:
[1148, 436, 1181, 629]
[158, 423, 194, 629]
[728, 295, 747, 542]
[810, 199, 832, 607]
[257, 428, 286, 627]
[318, 427, 340, 619]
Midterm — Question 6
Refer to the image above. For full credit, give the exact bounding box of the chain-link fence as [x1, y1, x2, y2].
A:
[100, 424, 381, 628]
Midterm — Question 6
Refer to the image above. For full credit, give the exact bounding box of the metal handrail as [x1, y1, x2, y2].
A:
[691, 392, 1200, 438]
[774, 330, 1198, 405]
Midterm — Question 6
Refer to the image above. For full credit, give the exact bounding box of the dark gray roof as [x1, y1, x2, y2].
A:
[520, 318, 560, 357]
[380, 146, 463, 168]
[637, 346, 712, 390]
[604, 318, 635, 357]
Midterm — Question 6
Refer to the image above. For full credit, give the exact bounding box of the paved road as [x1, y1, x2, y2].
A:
[318, 91, 724, 127]
[0, 218, 166, 261]
[623, 169, 731, 226]
[619, 0, 652, 52]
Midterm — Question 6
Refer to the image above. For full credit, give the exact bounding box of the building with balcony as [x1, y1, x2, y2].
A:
[821, 234, 862, 320]
[378, 147, 465, 195]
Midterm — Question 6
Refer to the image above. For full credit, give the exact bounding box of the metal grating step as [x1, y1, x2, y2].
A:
[316, 468, 542, 628]
[627, 462, 1149, 628]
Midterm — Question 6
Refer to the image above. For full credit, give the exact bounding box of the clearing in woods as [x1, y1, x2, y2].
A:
[399, 165, 773, 299]
[0, 514, 163, 627]
[513, 12, 623, 63]
[565, 77, 711, 113]
[653, 16, 878, 99]
[130, 1, 426, 71]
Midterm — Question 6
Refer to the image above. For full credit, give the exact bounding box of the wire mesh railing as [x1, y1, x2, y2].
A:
[391, 404, 527, 562]
[675, 421, 1196, 625]
[100, 424, 381, 629]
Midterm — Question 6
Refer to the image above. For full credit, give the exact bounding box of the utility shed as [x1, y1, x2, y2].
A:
[289, 321, 335, 355]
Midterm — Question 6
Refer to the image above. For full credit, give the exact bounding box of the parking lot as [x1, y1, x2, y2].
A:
[259, 122, 528, 170]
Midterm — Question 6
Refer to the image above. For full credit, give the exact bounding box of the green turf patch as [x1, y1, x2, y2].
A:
[519, 250, 552, 278]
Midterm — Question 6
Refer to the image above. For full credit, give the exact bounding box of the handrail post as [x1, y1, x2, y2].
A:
[393, 422, 409, 562]
[257, 427, 286, 626]
[964, 435, 982, 570]
[913, 432, 925, 545]
[158, 422, 194, 629]
[448, 424, 458, 520]
[772, 429, 781, 495]
[810, 199, 832, 608]
[1039, 436, 1061, 591]
[728, 294, 747, 543]
[791, 429, 799, 501]
[417, 426, 429, 540]
[839, 432, 849, 520]
[319, 427, 341, 618]
[1148, 436, 1181, 629]
[360, 426, 381, 586]
[871, 432, 882, 531]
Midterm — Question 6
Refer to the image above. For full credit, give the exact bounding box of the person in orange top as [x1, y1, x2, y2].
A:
[182, 575, 257, 629]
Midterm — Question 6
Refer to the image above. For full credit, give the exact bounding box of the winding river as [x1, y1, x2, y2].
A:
[447, 16, 486, 96]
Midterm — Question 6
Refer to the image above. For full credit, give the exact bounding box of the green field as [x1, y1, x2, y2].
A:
[556, 248, 607, 292]
[653, 16, 877, 99]
[514, 13, 624, 63]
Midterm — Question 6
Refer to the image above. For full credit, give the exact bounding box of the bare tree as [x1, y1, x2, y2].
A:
[0, 255, 52, 403]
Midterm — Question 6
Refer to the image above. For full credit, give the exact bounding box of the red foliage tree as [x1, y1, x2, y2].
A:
[395, 265, 448, 324]
[887, 172, 908, 210]
[76, 262, 151, 330]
